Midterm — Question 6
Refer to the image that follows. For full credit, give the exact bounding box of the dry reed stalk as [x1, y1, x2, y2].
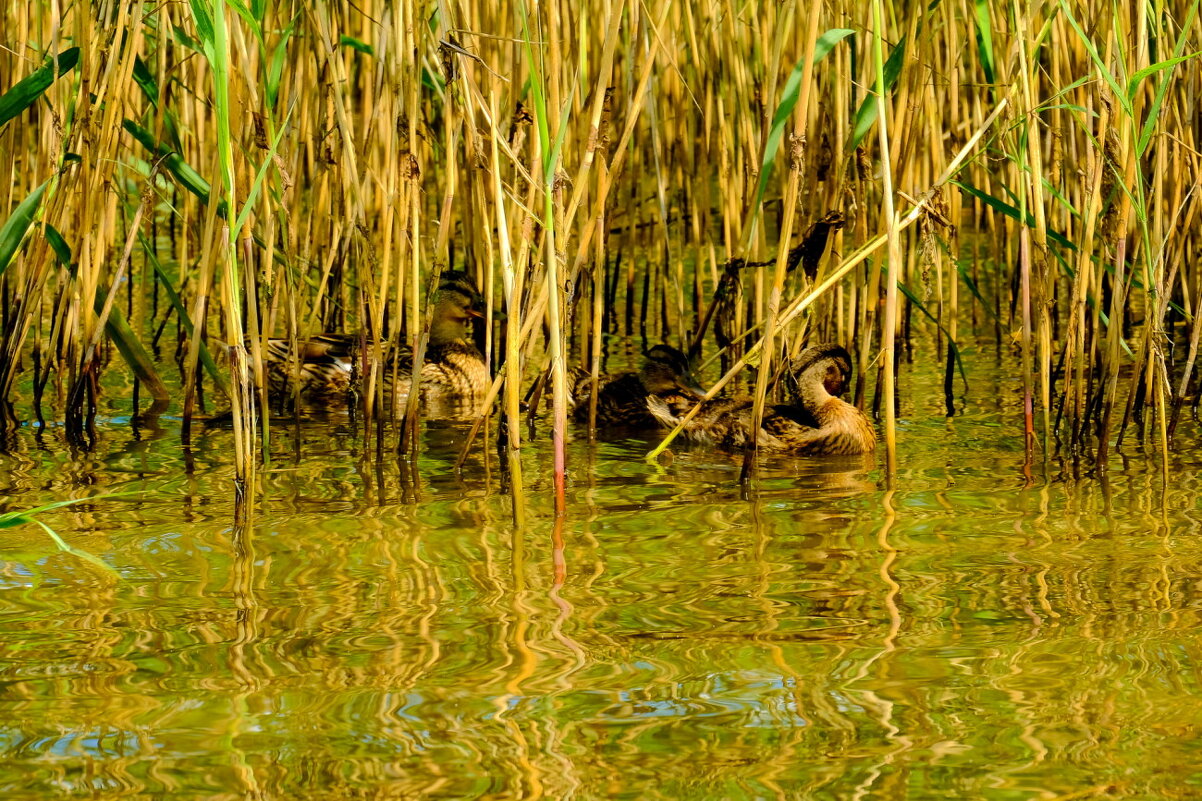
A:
[1014, 1, 1054, 456]
[2, 0, 1202, 488]
[873, 0, 901, 477]
[743, 0, 823, 480]
[488, 92, 527, 525]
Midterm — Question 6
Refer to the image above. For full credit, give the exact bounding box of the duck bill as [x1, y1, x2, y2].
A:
[680, 375, 707, 399]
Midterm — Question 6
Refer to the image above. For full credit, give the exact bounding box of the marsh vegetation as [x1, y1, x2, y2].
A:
[1, 0, 1200, 505]
[5, 3, 1202, 798]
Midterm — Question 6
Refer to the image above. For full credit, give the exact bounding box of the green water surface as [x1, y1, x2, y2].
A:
[2, 351, 1202, 800]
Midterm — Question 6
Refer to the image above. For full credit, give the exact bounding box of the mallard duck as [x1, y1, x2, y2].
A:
[647, 343, 876, 455]
[569, 344, 704, 428]
[265, 270, 489, 408]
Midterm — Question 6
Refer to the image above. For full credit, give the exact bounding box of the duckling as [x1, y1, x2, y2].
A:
[569, 344, 704, 429]
[647, 343, 876, 455]
[265, 270, 489, 408]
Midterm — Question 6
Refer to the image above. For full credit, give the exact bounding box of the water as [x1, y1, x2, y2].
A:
[3, 348, 1202, 799]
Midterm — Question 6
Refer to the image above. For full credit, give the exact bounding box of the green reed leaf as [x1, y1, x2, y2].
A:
[95, 292, 170, 402]
[972, 0, 995, 85]
[340, 35, 374, 56]
[0, 505, 124, 578]
[952, 179, 1076, 251]
[812, 28, 855, 65]
[0, 179, 49, 278]
[171, 24, 203, 53]
[227, 0, 262, 41]
[42, 222, 71, 266]
[1134, 1, 1200, 157]
[1058, 0, 1130, 117]
[751, 31, 853, 212]
[849, 35, 906, 151]
[132, 55, 158, 104]
[1126, 52, 1200, 106]
[896, 276, 968, 389]
[123, 119, 211, 203]
[266, 21, 298, 109]
[753, 62, 804, 210]
[233, 102, 295, 240]
[0, 46, 79, 129]
[136, 228, 228, 395]
[41, 223, 170, 400]
[0, 495, 114, 524]
[188, 0, 216, 45]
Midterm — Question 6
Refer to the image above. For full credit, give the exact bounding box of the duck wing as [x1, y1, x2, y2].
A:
[417, 342, 489, 397]
[588, 371, 657, 425]
[761, 400, 876, 455]
[568, 366, 608, 411]
[757, 404, 823, 451]
[264, 335, 389, 399]
[647, 395, 758, 446]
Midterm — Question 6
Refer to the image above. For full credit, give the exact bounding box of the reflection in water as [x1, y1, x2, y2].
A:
[2, 357, 1202, 798]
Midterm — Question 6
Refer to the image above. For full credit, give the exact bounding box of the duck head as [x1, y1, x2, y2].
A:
[786, 343, 853, 402]
[429, 270, 484, 345]
[641, 344, 705, 398]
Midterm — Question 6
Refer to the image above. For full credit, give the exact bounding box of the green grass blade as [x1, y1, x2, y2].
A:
[42, 222, 71, 265]
[138, 234, 228, 395]
[896, 276, 969, 389]
[954, 256, 999, 322]
[187, 0, 216, 44]
[1126, 52, 1200, 104]
[95, 299, 170, 402]
[266, 19, 298, 109]
[171, 24, 203, 53]
[339, 35, 374, 56]
[232, 102, 295, 239]
[0, 493, 133, 526]
[226, 0, 264, 46]
[132, 55, 158, 105]
[753, 58, 807, 210]
[30, 517, 121, 578]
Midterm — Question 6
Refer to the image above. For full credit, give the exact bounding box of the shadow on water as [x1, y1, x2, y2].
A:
[2, 355, 1202, 799]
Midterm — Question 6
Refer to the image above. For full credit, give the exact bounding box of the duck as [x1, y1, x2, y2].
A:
[646, 343, 876, 455]
[569, 344, 704, 429]
[264, 270, 489, 409]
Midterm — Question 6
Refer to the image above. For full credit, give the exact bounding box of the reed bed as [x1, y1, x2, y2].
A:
[1, 0, 1200, 501]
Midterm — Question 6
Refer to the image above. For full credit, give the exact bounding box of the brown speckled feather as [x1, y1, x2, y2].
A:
[569, 345, 702, 429]
[263, 271, 489, 412]
[647, 343, 876, 455]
